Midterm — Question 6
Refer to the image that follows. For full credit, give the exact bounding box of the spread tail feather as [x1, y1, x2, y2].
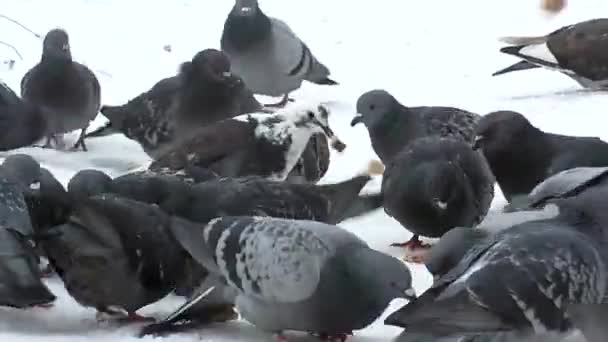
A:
[492, 61, 541, 77]
[498, 35, 548, 45]
[385, 290, 509, 336]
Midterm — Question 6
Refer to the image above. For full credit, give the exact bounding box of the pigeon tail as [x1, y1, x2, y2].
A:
[313, 77, 339, 86]
[492, 60, 541, 77]
[337, 193, 383, 223]
[318, 175, 374, 223]
[499, 45, 560, 69]
[385, 289, 509, 336]
[498, 35, 548, 46]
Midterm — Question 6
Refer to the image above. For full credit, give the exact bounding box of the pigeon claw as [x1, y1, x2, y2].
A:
[274, 332, 289, 342]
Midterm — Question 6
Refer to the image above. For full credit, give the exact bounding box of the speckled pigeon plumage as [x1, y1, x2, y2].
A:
[149, 103, 344, 182]
[385, 182, 608, 340]
[0, 81, 47, 151]
[35, 193, 193, 321]
[221, 0, 338, 107]
[142, 216, 414, 339]
[473, 110, 608, 203]
[352, 89, 480, 164]
[21, 28, 101, 151]
[493, 18, 608, 89]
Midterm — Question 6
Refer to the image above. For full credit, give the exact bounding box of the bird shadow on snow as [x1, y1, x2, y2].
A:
[502, 87, 606, 101]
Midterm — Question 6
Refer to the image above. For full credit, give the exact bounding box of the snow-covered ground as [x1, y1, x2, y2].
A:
[1, 0, 608, 341]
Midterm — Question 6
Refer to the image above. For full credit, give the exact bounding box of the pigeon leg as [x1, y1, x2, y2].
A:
[97, 307, 155, 323]
[264, 94, 291, 108]
[390, 235, 432, 264]
[71, 128, 88, 151]
[121, 312, 156, 323]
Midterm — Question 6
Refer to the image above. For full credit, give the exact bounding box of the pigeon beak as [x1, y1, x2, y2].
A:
[472, 135, 484, 150]
[314, 120, 347, 152]
[222, 71, 232, 78]
[29, 182, 41, 190]
[240, 6, 253, 15]
[433, 199, 448, 210]
[61, 43, 70, 52]
[350, 114, 364, 127]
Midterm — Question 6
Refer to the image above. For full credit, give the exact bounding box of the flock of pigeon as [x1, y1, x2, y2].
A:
[1, 1, 608, 342]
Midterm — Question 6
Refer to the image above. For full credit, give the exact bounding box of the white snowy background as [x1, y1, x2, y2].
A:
[0, 0, 606, 340]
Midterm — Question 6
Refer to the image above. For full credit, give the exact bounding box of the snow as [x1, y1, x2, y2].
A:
[0, 0, 608, 340]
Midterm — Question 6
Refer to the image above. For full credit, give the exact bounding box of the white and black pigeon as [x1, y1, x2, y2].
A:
[493, 18, 608, 89]
[221, 0, 338, 107]
[473, 110, 608, 203]
[149, 103, 346, 181]
[21, 28, 101, 151]
[352, 90, 480, 164]
[381, 136, 495, 263]
[141, 216, 415, 341]
[384, 173, 608, 342]
[0, 81, 47, 151]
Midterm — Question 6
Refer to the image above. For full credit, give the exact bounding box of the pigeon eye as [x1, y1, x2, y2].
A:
[307, 111, 315, 119]
[369, 105, 376, 110]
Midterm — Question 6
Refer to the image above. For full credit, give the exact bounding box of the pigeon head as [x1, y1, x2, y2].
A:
[344, 247, 415, 304]
[1, 154, 42, 188]
[425, 227, 486, 279]
[42, 28, 71, 60]
[67, 169, 113, 199]
[182, 49, 237, 86]
[288, 104, 346, 152]
[352, 89, 399, 128]
[233, 0, 260, 17]
[473, 110, 537, 153]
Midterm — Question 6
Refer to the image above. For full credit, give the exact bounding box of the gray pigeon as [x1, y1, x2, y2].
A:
[141, 216, 414, 339]
[426, 166, 608, 280]
[150, 103, 346, 181]
[21, 28, 101, 151]
[0, 154, 44, 236]
[221, 0, 338, 107]
[0, 81, 47, 151]
[352, 90, 480, 164]
[381, 136, 494, 262]
[493, 18, 608, 89]
[86, 49, 262, 157]
[473, 110, 608, 203]
[384, 180, 608, 341]
[0, 228, 56, 308]
[34, 193, 194, 323]
[68, 170, 382, 226]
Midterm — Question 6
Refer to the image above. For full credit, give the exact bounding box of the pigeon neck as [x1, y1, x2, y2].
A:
[223, 7, 272, 51]
[177, 75, 236, 122]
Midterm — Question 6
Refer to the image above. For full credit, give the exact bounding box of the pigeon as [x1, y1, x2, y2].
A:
[221, 0, 338, 107]
[149, 103, 346, 181]
[0, 81, 47, 151]
[86, 48, 330, 184]
[141, 216, 415, 340]
[0, 228, 56, 308]
[21, 28, 101, 151]
[473, 110, 608, 203]
[384, 180, 608, 342]
[34, 192, 193, 322]
[67, 169, 383, 226]
[381, 136, 494, 262]
[493, 18, 608, 89]
[352, 90, 480, 164]
[0, 154, 45, 236]
[87, 49, 262, 157]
